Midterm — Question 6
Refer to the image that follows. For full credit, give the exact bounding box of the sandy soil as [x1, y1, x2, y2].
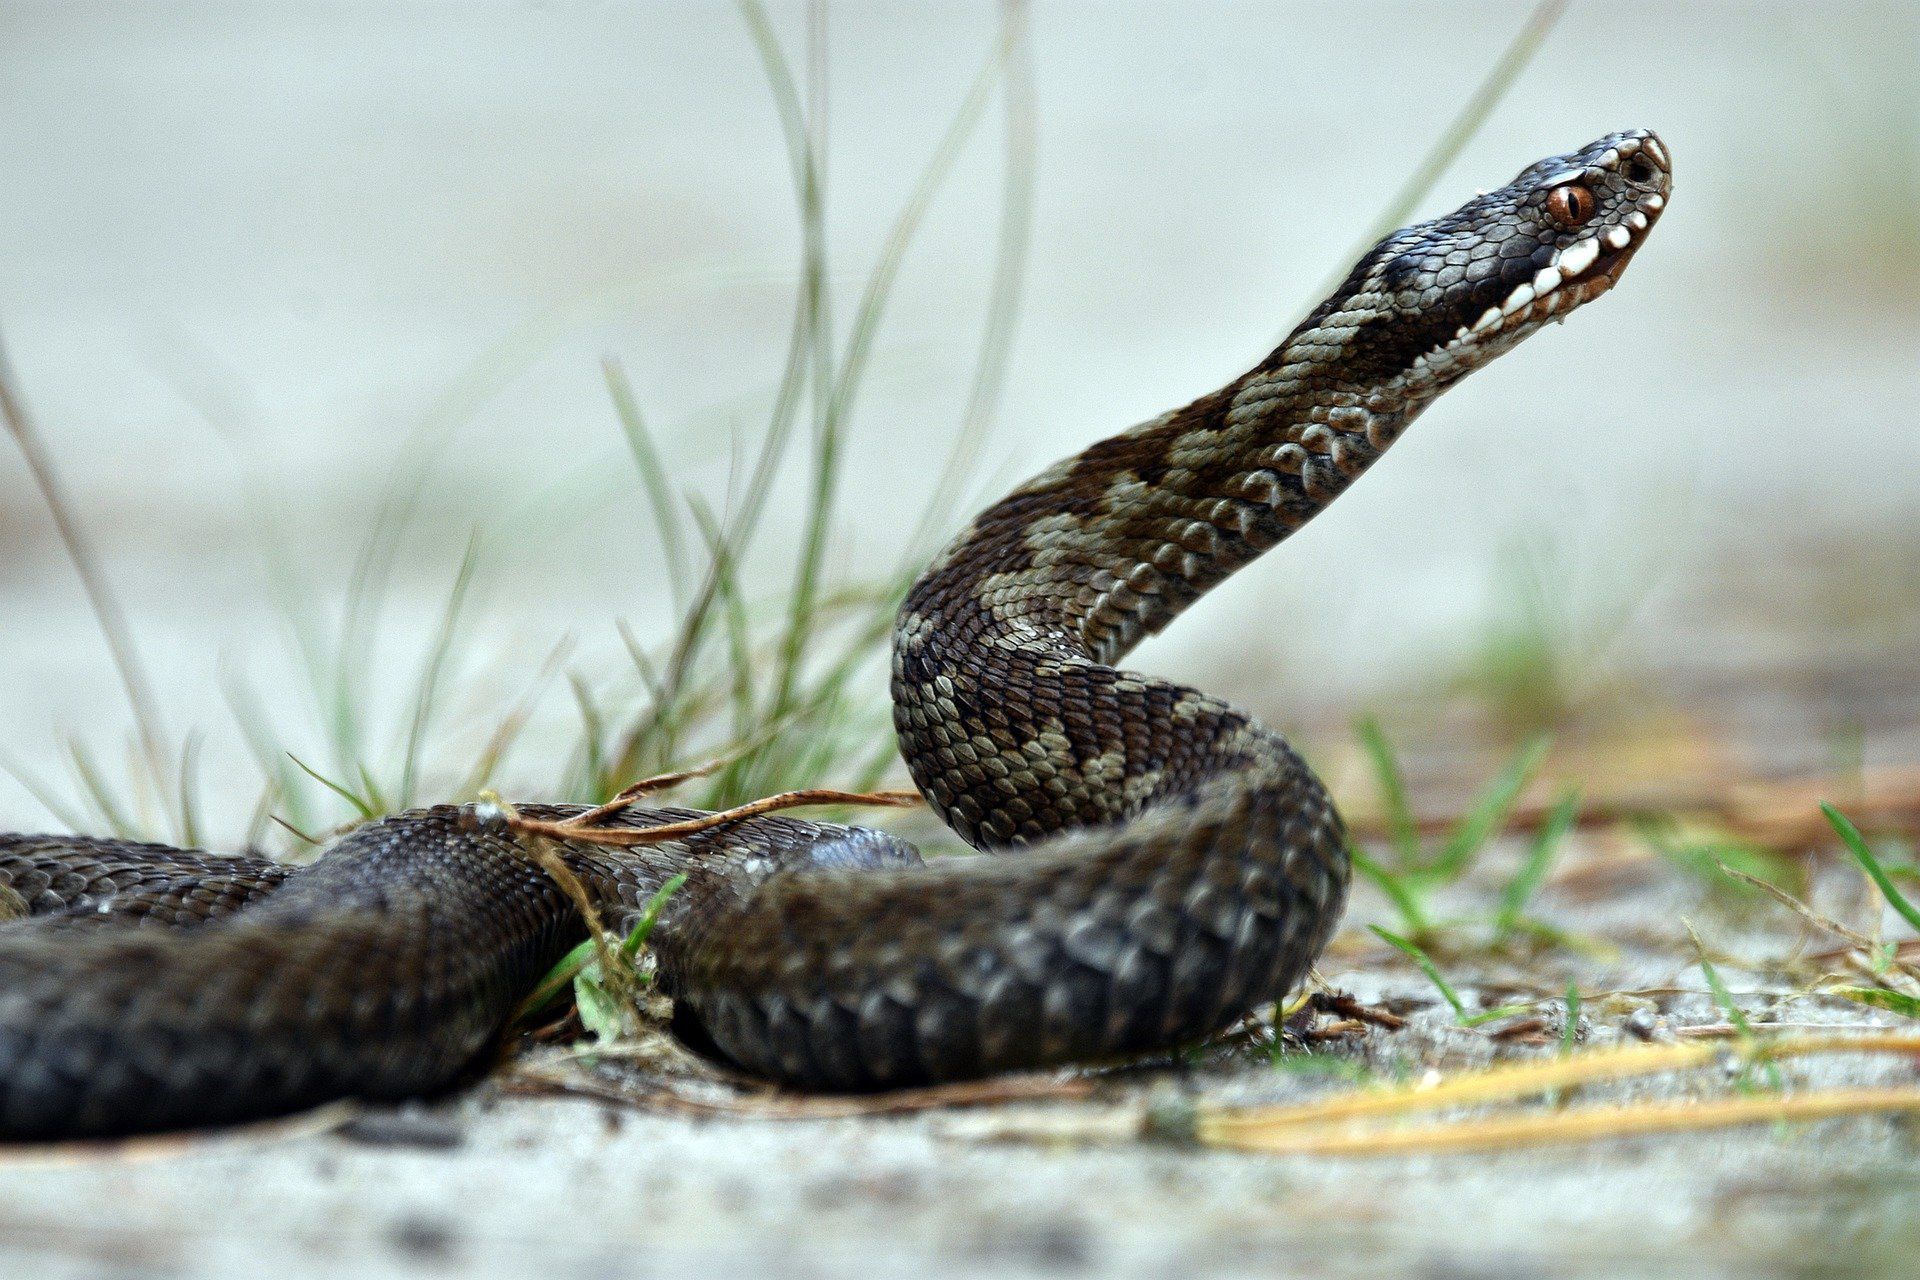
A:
[5, 826, 1917, 1280]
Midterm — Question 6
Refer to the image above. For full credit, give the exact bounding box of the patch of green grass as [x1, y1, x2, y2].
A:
[1267, 1048, 1375, 1083]
[555, 1, 1030, 826]
[525, 872, 687, 1040]
[1350, 719, 1559, 945]
[3, 2, 1036, 853]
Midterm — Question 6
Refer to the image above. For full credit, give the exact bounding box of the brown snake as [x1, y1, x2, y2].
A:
[0, 132, 1669, 1139]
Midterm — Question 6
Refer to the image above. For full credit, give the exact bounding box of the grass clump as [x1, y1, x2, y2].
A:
[1348, 717, 1561, 945]
[2, 1, 1037, 858]
[514, 873, 687, 1039]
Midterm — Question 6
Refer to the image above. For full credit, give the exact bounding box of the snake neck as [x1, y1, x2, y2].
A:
[899, 341, 1441, 672]
[900, 126, 1672, 673]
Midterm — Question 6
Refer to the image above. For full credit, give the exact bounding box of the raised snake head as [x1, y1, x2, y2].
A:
[1290, 129, 1672, 402]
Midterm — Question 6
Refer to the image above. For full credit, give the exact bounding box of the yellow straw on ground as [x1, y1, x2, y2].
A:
[1203, 1086, 1920, 1156]
[1200, 1032, 1920, 1154]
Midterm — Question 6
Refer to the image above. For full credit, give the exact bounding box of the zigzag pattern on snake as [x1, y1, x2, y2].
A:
[0, 131, 1669, 1139]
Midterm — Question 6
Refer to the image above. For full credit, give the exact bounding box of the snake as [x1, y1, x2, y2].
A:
[0, 131, 1669, 1140]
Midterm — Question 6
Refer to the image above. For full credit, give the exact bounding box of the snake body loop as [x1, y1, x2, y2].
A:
[0, 132, 1669, 1138]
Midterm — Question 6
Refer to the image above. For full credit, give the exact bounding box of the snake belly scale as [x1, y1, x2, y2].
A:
[0, 131, 1669, 1138]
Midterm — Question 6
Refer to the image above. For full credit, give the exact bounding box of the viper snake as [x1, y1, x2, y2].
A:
[0, 131, 1669, 1139]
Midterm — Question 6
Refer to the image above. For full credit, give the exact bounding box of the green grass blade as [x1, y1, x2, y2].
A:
[1371, 924, 1528, 1027]
[397, 534, 482, 809]
[1351, 847, 1431, 937]
[65, 740, 140, 838]
[1355, 715, 1422, 867]
[1829, 986, 1920, 1019]
[286, 752, 375, 822]
[1686, 921, 1781, 1092]
[686, 497, 757, 745]
[1494, 787, 1580, 938]
[176, 731, 205, 849]
[219, 661, 315, 840]
[1371, 925, 1465, 1018]
[617, 872, 688, 961]
[240, 780, 281, 854]
[566, 673, 608, 801]
[1825, 802, 1920, 934]
[602, 356, 689, 600]
[0, 333, 176, 832]
[1426, 732, 1551, 882]
[1698, 952, 1750, 1037]
[0, 753, 92, 833]
[515, 936, 597, 1026]
[769, 12, 1017, 723]
[903, 0, 1036, 565]
[452, 636, 573, 801]
[355, 763, 392, 819]
[513, 873, 688, 1027]
[328, 466, 429, 774]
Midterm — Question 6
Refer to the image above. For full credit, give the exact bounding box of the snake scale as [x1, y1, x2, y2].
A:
[0, 131, 1668, 1139]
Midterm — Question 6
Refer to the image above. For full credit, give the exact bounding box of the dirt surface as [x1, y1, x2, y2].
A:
[5, 824, 1917, 1280]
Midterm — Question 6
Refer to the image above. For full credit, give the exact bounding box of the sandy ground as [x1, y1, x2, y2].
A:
[7, 1085, 1916, 1280]
[5, 824, 1918, 1280]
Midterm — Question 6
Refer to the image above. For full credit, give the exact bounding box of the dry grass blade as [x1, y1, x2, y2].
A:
[0, 331, 179, 838]
[1303, 0, 1568, 317]
[505, 1062, 1093, 1120]
[564, 756, 731, 827]
[509, 787, 921, 847]
[1199, 1032, 1920, 1150]
[0, 1101, 361, 1168]
[1714, 857, 1916, 981]
[1203, 1087, 1920, 1157]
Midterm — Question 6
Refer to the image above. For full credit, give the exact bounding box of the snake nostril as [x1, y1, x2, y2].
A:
[1625, 156, 1658, 185]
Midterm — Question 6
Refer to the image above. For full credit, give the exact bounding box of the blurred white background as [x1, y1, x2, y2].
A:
[2, 1, 1916, 834]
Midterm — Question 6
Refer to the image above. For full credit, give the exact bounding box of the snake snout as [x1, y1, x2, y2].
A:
[1621, 130, 1672, 189]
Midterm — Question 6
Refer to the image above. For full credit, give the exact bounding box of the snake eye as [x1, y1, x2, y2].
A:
[1546, 183, 1596, 228]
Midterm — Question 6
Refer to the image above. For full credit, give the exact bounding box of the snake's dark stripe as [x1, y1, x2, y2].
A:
[0, 131, 1669, 1138]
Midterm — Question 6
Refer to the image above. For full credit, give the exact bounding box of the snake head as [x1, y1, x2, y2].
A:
[1300, 129, 1671, 396]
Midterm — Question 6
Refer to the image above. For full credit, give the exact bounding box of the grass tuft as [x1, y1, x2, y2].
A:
[515, 873, 688, 1036]
[1349, 721, 1557, 946]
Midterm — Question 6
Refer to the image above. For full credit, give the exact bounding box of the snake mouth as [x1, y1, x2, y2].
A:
[1583, 212, 1659, 291]
[1456, 192, 1666, 344]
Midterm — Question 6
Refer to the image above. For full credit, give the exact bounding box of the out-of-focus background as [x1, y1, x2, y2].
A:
[2, 1, 1916, 839]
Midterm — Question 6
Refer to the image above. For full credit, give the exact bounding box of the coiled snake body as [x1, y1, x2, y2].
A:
[0, 132, 1669, 1139]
